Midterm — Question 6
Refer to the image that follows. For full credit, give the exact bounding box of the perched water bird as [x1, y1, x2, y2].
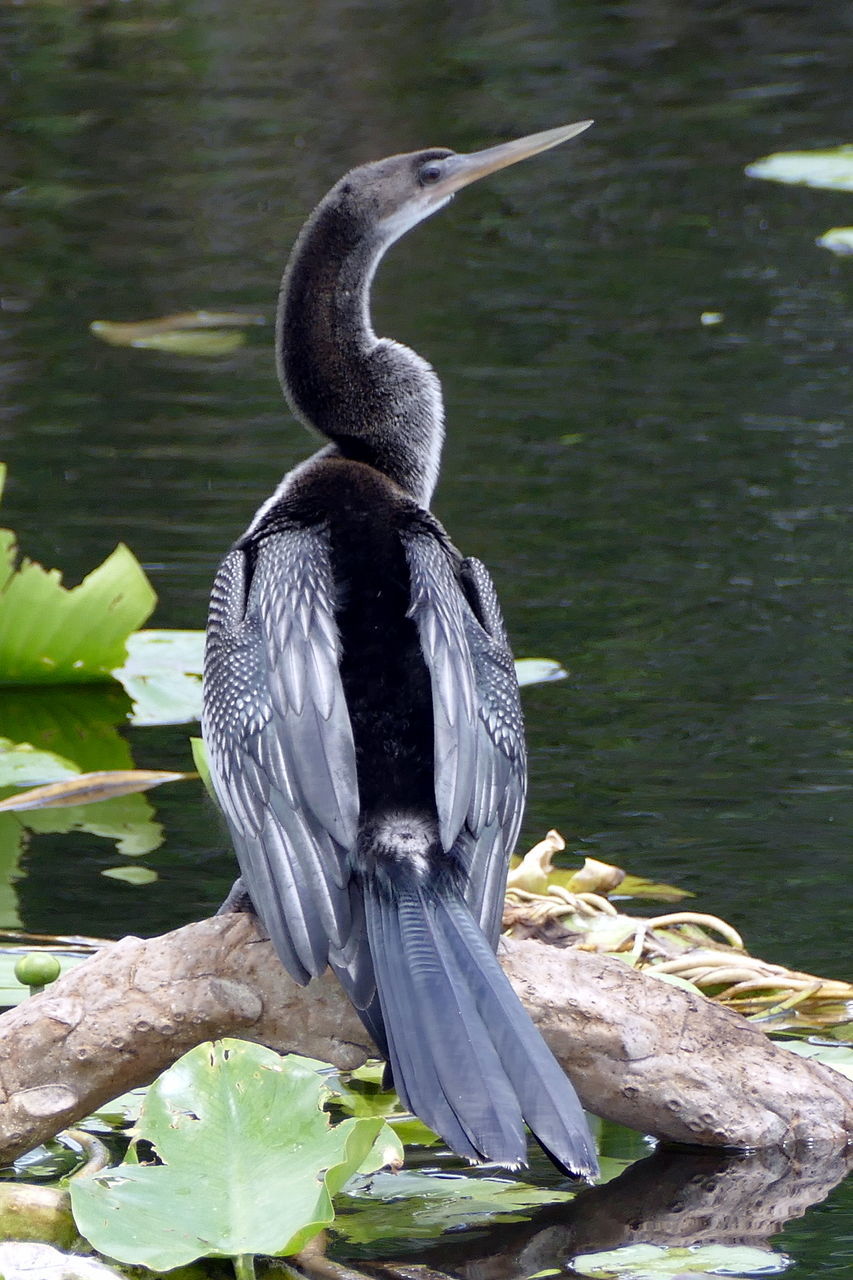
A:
[202, 122, 597, 1178]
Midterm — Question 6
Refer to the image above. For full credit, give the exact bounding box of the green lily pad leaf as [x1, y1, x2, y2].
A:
[570, 1242, 790, 1277]
[0, 949, 86, 1008]
[91, 310, 265, 348]
[816, 226, 853, 255]
[0, 768, 190, 813]
[101, 865, 159, 885]
[745, 146, 853, 191]
[336, 1170, 575, 1244]
[0, 738, 80, 788]
[114, 630, 205, 725]
[0, 531, 156, 685]
[515, 658, 568, 687]
[69, 1041, 384, 1271]
[776, 1040, 853, 1081]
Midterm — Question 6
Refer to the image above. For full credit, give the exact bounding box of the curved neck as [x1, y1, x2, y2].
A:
[276, 198, 444, 506]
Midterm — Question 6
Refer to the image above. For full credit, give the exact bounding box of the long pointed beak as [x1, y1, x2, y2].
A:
[435, 120, 592, 197]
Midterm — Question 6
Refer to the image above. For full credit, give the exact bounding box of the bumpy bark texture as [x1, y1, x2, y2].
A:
[0, 911, 850, 1163]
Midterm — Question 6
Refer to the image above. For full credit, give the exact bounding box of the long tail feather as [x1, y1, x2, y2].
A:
[362, 880, 598, 1178]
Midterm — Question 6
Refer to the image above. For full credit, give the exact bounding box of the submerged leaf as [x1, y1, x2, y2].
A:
[0, 769, 189, 813]
[101, 866, 159, 885]
[613, 873, 693, 903]
[90, 311, 265, 354]
[745, 145, 853, 191]
[515, 657, 568, 686]
[70, 1041, 384, 1271]
[816, 226, 853, 255]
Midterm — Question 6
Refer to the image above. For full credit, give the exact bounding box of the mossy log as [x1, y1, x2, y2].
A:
[0, 911, 850, 1164]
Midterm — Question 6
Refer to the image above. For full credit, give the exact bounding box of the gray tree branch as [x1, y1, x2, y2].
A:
[0, 911, 850, 1164]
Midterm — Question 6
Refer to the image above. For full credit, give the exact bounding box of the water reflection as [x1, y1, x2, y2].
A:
[401, 1145, 853, 1279]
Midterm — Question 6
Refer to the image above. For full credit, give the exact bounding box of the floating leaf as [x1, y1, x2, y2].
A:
[0, 738, 80, 788]
[816, 227, 853, 255]
[101, 866, 159, 885]
[90, 311, 265, 355]
[121, 629, 205, 674]
[515, 658, 568, 687]
[114, 629, 205, 724]
[0, 533, 156, 685]
[70, 1042, 385, 1271]
[745, 145, 853, 191]
[336, 1170, 575, 1245]
[570, 1242, 790, 1277]
[0, 769, 189, 813]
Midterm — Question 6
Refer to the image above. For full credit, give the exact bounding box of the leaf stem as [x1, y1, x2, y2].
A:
[234, 1254, 257, 1280]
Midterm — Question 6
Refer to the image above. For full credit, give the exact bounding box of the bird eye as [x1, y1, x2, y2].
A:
[419, 161, 443, 185]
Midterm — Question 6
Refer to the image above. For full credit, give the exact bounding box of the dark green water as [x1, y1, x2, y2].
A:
[1, 0, 851, 1273]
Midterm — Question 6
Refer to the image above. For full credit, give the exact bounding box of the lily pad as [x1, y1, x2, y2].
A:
[114, 630, 205, 725]
[0, 738, 80, 789]
[745, 145, 853, 191]
[570, 1242, 790, 1277]
[0, 517, 156, 685]
[69, 1041, 385, 1271]
[336, 1170, 575, 1244]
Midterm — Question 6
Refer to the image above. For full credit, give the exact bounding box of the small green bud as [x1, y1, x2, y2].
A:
[15, 952, 62, 991]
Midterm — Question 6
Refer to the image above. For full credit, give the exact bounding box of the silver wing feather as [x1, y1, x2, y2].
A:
[403, 534, 527, 947]
[202, 529, 359, 983]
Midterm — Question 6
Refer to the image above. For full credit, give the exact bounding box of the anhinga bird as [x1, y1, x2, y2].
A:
[202, 121, 597, 1178]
